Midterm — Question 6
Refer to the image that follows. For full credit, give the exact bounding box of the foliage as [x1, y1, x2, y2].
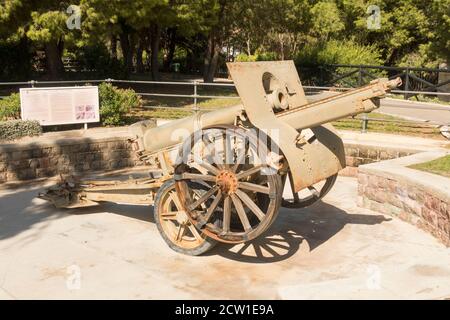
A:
[26, 10, 69, 43]
[296, 39, 383, 66]
[0, 93, 21, 121]
[409, 155, 450, 177]
[295, 39, 385, 85]
[0, 120, 42, 141]
[0, 0, 448, 81]
[98, 83, 142, 126]
[73, 44, 128, 78]
[236, 52, 278, 62]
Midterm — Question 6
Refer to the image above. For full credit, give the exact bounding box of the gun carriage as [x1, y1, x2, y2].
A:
[40, 61, 401, 255]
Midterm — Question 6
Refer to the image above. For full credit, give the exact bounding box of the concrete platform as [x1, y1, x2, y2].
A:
[0, 175, 449, 299]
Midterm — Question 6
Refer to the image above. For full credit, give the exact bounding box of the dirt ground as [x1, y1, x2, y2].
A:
[0, 175, 449, 300]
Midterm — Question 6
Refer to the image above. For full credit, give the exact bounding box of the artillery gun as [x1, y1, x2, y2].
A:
[40, 61, 401, 255]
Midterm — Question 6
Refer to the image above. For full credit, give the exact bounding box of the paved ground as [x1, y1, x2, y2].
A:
[380, 99, 450, 125]
[0, 174, 449, 300]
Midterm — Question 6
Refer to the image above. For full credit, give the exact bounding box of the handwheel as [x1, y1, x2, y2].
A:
[174, 125, 283, 244]
[154, 179, 217, 255]
[282, 172, 337, 208]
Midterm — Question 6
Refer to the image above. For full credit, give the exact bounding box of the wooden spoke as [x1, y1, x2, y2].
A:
[230, 194, 252, 231]
[238, 181, 270, 194]
[203, 191, 222, 224]
[188, 223, 203, 241]
[169, 192, 183, 211]
[181, 173, 216, 182]
[222, 196, 231, 233]
[160, 211, 181, 221]
[235, 189, 265, 221]
[202, 134, 225, 170]
[187, 186, 219, 211]
[236, 165, 264, 180]
[192, 156, 220, 176]
[175, 224, 187, 242]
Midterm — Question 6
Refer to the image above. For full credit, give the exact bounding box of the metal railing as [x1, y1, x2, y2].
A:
[304, 64, 450, 100]
[1, 77, 449, 134]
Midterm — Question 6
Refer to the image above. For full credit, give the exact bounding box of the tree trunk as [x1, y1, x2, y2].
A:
[203, 33, 214, 82]
[163, 28, 177, 72]
[119, 32, 134, 74]
[44, 40, 65, 79]
[110, 35, 118, 60]
[136, 35, 145, 73]
[150, 24, 161, 80]
[278, 34, 285, 61]
[203, 0, 226, 82]
[205, 45, 220, 83]
[246, 38, 251, 56]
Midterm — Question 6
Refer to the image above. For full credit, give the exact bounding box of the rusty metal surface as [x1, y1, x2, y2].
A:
[39, 175, 168, 208]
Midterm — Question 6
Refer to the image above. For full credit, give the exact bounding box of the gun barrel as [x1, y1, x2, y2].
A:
[133, 77, 401, 154]
[277, 77, 401, 130]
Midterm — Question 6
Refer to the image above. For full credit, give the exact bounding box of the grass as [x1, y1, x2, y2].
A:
[409, 155, 450, 177]
[332, 112, 443, 139]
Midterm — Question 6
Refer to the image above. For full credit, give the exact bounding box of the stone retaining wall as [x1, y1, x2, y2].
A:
[0, 137, 142, 183]
[358, 152, 450, 246]
[341, 143, 417, 176]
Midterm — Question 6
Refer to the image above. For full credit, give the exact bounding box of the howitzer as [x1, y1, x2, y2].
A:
[39, 61, 401, 255]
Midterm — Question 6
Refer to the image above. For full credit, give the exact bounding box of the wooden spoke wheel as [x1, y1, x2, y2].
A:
[154, 179, 216, 256]
[282, 172, 337, 208]
[174, 125, 283, 244]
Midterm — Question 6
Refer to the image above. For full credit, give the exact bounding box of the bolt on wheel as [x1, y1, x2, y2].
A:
[154, 179, 216, 255]
[174, 125, 283, 244]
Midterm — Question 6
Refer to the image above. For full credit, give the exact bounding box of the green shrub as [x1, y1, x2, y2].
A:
[236, 52, 278, 62]
[296, 39, 383, 66]
[236, 53, 258, 62]
[295, 40, 386, 86]
[0, 93, 21, 121]
[98, 83, 143, 126]
[0, 120, 42, 141]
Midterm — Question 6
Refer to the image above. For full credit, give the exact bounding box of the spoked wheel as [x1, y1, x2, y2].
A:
[282, 172, 337, 208]
[174, 125, 283, 244]
[154, 179, 217, 255]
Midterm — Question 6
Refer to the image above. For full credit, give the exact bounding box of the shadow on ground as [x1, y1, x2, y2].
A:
[209, 201, 390, 263]
[63, 199, 390, 264]
[0, 184, 63, 245]
[0, 177, 389, 262]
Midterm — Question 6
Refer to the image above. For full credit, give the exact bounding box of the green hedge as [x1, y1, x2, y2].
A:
[0, 93, 21, 121]
[98, 83, 142, 126]
[0, 120, 42, 141]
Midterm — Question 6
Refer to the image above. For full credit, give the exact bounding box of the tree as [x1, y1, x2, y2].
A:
[27, 10, 69, 78]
